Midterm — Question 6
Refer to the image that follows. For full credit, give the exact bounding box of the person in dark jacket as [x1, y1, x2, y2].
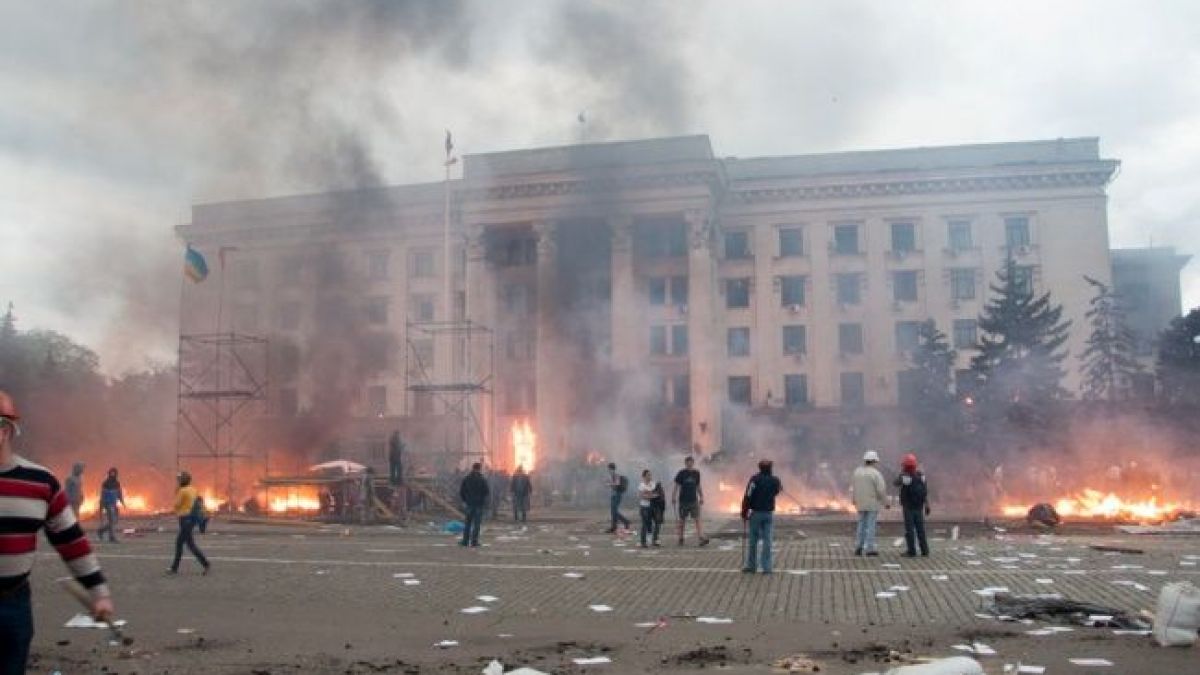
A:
[893, 452, 930, 557]
[510, 466, 532, 523]
[740, 459, 782, 574]
[459, 463, 490, 547]
[387, 431, 404, 486]
[96, 468, 125, 543]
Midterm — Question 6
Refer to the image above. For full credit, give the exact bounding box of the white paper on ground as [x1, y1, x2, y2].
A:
[461, 606, 490, 614]
[967, 560, 983, 566]
[588, 604, 613, 612]
[881, 563, 901, 569]
[404, 579, 421, 586]
[696, 616, 733, 624]
[64, 614, 127, 629]
[434, 640, 459, 648]
[498, 633, 515, 638]
[477, 595, 500, 603]
[875, 592, 898, 599]
[1035, 579, 1054, 584]
[1016, 666, 1046, 674]
[314, 569, 330, 575]
[972, 643, 997, 656]
[889, 585, 910, 592]
[973, 586, 1010, 597]
[1025, 629, 1057, 636]
[1111, 629, 1151, 636]
[563, 572, 585, 578]
[392, 572, 415, 578]
[932, 575, 950, 581]
[785, 569, 809, 575]
[176, 628, 195, 634]
[634, 622, 658, 628]
[1068, 658, 1113, 666]
[572, 656, 612, 665]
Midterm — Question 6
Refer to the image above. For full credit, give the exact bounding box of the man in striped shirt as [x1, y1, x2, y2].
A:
[0, 390, 113, 673]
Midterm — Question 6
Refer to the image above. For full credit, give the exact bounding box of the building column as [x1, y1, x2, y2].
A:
[609, 216, 637, 371]
[685, 209, 721, 455]
[465, 226, 494, 464]
[533, 220, 566, 460]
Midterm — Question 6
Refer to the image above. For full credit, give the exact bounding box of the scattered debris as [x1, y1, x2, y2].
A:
[434, 640, 459, 648]
[1153, 581, 1200, 646]
[772, 653, 822, 673]
[403, 579, 421, 586]
[64, 614, 128, 629]
[884, 656, 983, 674]
[1026, 503, 1061, 528]
[1088, 544, 1143, 554]
[1067, 658, 1113, 667]
[563, 572, 585, 579]
[696, 616, 733, 624]
[572, 656, 612, 665]
[952, 643, 996, 656]
[990, 594, 1149, 629]
[477, 595, 500, 603]
[1118, 519, 1200, 535]
[588, 604, 613, 613]
[460, 606, 489, 614]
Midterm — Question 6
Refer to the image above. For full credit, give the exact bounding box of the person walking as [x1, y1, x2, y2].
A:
[672, 455, 710, 546]
[604, 462, 631, 533]
[96, 467, 125, 543]
[167, 471, 210, 575]
[636, 470, 661, 547]
[64, 462, 85, 519]
[0, 390, 114, 674]
[850, 450, 888, 557]
[510, 465, 532, 523]
[459, 462, 489, 547]
[741, 459, 781, 574]
[387, 430, 405, 486]
[894, 452, 930, 557]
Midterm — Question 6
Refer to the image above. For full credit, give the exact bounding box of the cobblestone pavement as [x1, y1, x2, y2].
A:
[25, 513, 1200, 673]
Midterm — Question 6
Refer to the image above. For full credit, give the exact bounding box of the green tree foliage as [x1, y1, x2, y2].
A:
[903, 319, 960, 449]
[1157, 307, 1200, 407]
[1078, 276, 1143, 401]
[970, 259, 1072, 429]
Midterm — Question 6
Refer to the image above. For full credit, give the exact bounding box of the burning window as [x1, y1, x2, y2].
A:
[948, 220, 972, 251]
[727, 327, 751, 357]
[840, 372, 865, 408]
[780, 275, 806, 307]
[953, 319, 978, 349]
[727, 376, 752, 406]
[366, 250, 390, 281]
[1005, 216, 1031, 249]
[784, 374, 809, 408]
[836, 273, 861, 305]
[724, 230, 751, 259]
[779, 226, 804, 257]
[893, 271, 918, 302]
[895, 321, 920, 353]
[950, 268, 976, 300]
[725, 278, 751, 308]
[833, 223, 860, 255]
[782, 325, 807, 355]
[409, 247, 436, 278]
[891, 222, 916, 253]
[838, 323, 863, 355]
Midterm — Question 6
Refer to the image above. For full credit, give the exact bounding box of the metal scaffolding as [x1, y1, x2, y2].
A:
[404, 319, 495, 467]
[176, 332, 269, 507]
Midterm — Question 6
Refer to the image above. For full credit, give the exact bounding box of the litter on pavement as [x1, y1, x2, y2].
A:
[64, 614, 127, 629]
[434, 640, 459, 648]
[695, 616, 733, 624]
[1068, 658, 1113, 666]
[461, 606, 489, 614]
[572, 656, 612, 665]
[588, 604, 613, 612]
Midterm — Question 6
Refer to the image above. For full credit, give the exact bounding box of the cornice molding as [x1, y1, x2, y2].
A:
[461, 170, 721, 202]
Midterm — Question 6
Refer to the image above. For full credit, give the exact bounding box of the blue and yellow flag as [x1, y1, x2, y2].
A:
[184, 245, 209, 283]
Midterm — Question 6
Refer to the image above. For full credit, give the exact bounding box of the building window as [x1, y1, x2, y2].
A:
[779, 275, 806, 307]
[367, 386, 387, 416]
[950, 268, 976, 301]
[840, 372, 865, 407]
[891, 222, 916, 253]
[836, 273, 861, 305]
[278, 388, 298, 417]
[649, 278, 667, 305]
[364, 296, 389, 326]
[366, 250, 390, 281]
[671, 325, 689, 356]
[725, 278, 751, 309]
[955, 369, 977, 397]
[728, 376, 752, 406]
[669, 275, 688, 306]
[724, 231, 751, 260]
[497, 237, 537, 267]
[1005, 216, 1031, 249]
[650, 326, 667, 355]
[410, 248, 435, 278]
[782, 325, 807, 355]
[278, 301, 301, 331]
[779, 227, 804, 257]
[839, 323, 864, 354]
[1013, 265, 1035, 295]
[727, 327, 751, 357]
[833, 223, 860, 255]
[948, 220, 972, 251]
[672, 375, 690, 408]
[784, 374, 809, 408]
[639, 221, 687, 258]
[953, 319, 977, 349]
[895, 321, 920, 353]
[893, 271, 918, 302]
[897, 370, 920, 408]
[410, 294, 436, 322]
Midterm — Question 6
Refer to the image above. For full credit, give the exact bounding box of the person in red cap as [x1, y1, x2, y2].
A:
[894, 452, 931, 557]
[0, 390, 114, 672]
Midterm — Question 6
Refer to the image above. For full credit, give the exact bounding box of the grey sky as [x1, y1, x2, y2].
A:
[1, 0, 1196, 374]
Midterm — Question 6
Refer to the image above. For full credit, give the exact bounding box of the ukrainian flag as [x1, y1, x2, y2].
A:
[184, 245, 209, 283]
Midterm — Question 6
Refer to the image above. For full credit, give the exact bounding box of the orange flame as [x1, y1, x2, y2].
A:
[267, 487, 322, 513]
[512, 418, 536, 472]
[1002, 488, 1189, 521]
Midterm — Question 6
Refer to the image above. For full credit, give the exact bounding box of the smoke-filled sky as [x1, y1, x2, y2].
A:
[1, 0, 1197, 374]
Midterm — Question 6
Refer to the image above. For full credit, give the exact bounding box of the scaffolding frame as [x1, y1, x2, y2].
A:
[404, 319, 495, 467]
[176, 332, 269, 506]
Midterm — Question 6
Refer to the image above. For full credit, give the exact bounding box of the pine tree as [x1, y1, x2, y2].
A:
[903, 319, 960, 449]
[1157, 307, 1200, 407]
[1078, 276, 1143, 401]
[970, 258, 1072, 428]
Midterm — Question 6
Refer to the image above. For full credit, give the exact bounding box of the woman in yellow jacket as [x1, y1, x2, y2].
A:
[167, 471, 210, 575]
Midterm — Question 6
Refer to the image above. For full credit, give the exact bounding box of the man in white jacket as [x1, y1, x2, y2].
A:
[850, 450, 888, 556]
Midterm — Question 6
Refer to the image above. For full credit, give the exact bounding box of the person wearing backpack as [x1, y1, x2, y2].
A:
[894, 452, 930, 557]
[167, 471, 210, 575]
[605, 463, 631, 534]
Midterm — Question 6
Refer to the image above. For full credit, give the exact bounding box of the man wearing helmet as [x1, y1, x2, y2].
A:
[894, 452, 930, 557]
[0, 390, 114, 672]
[850, 450, 888, 556]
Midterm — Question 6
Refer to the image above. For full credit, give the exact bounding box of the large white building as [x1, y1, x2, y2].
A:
[178, 135, 1123, 469]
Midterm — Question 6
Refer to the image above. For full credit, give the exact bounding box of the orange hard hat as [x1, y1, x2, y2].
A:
[0, 390, 18, 421]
